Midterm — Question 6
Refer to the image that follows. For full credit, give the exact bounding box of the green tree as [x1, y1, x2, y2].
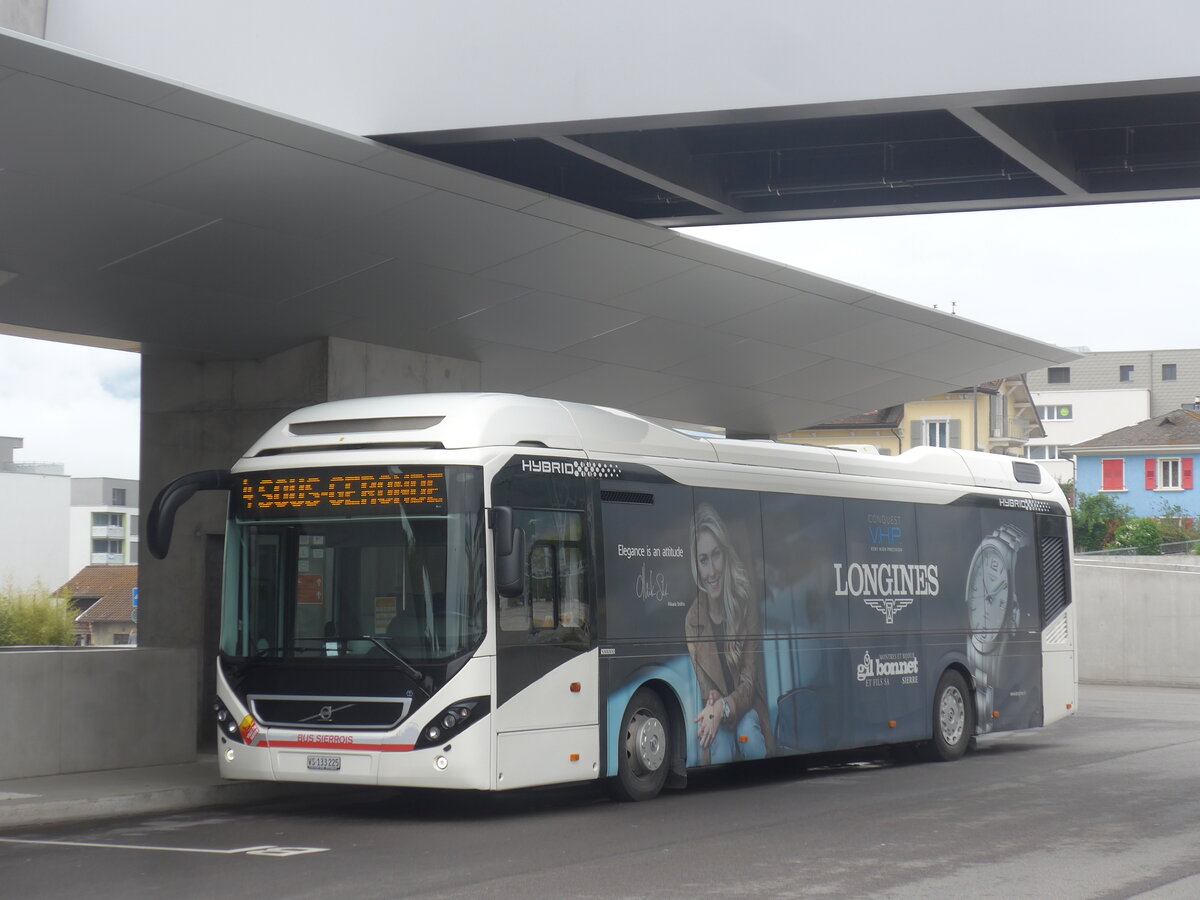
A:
[1073, 492, 1132, 551]
[0, 582, 76, 646]
[1113, 518, 1164, 555]
[1151, 498, 1200, 544]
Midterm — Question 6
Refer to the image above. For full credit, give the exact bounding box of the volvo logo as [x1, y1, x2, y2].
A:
[299, 702, 353, 724]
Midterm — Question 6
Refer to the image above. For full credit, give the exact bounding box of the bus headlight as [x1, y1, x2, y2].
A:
[415, 696, 490, 749]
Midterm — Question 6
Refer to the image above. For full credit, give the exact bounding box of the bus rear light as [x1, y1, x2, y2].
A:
[739, 735, 749, 743]
[1066, 703, 1073, 710]
[888, 721, 897, 729]
[570, 682, 581, 693]
[570, 753, 580, 762]
[993, 711, 1001, 719]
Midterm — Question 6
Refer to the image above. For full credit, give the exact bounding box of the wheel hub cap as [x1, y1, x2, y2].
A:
[939, 686, 966, 746]
[629, 711, 666, 774]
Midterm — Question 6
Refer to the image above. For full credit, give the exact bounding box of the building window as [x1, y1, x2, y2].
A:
[130, 515, 139, 536]
[92, 539, 124, 554]
[1101, 458, 1125, 491]
[1047, 367, 1070, 384]
[1163, 364, 1178, 381]
[1025, 445, 1060, 460]
[1119, 365, 1134, 382]
[112, 633, 131, 645]
[112, 487, 126, 506]
[1151, 457, 1194, 491]
[92, 512, 124, 528]
[1159, 458, 1182, 489]
[1037, 404, 1073, 422]
[989, 393, 1008, 438]
[925, 420, 949, 448]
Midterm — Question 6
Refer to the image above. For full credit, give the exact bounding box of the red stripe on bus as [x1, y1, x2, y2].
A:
[262, 741, 416, 752]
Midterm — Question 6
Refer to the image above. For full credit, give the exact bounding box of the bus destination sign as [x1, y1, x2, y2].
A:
[238, 468, 446, 518]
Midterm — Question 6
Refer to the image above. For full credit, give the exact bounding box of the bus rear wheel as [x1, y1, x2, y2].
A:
[610, 687, 671, 802]
[923, 670, 974, 762]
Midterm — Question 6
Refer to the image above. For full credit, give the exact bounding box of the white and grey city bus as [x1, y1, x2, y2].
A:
[148, 393, 1076, 801]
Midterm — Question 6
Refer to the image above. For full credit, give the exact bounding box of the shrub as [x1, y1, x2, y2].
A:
[0, 583, 77, 646]
[1113, 518, 1164, 555]
[1073, 492, 1132, 551]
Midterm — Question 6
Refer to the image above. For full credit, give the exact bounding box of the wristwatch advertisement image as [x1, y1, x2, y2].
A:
[965, 523, 1027, 731]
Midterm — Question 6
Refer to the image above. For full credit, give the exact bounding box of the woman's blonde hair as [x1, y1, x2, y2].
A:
[690, 502, 752, 668]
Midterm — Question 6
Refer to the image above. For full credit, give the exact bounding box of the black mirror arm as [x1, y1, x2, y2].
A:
[146, 469, 232, 559]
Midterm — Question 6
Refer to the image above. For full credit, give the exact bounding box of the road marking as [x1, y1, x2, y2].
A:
[0, 838, 328, 857]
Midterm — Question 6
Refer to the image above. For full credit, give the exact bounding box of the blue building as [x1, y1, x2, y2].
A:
[1068, 409, 1200, 519]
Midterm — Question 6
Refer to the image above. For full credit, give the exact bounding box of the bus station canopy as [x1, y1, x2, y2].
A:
[0, 29, 1076, 435]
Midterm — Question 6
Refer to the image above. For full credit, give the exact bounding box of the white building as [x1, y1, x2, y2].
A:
[1025, 349, 1200, 484]
[0, 437, 70, 590]
[1025, 389, 1151, 484]
[68, 478, 140, 574]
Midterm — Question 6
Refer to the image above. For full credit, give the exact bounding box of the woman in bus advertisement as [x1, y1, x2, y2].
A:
[686, 502, 774, 764]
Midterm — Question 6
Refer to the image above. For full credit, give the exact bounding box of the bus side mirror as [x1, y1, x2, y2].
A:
[489, 507, 525, 599]
[146, 470, 232, 559]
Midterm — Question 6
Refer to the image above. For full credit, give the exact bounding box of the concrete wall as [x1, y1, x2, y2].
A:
[0, 0, 47, 37]
[43, 1, 1200, 135]
[0, 647, 196, 779]
[1075, 556, 1200, 687]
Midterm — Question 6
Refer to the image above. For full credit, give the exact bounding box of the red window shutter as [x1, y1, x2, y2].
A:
[1145, 458, 1157, 490]
[1184, 458, 1194, 490]
[1102, 459, 1124, 491]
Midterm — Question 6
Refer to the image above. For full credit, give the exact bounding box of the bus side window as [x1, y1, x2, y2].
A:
[499, 510, 589, 642]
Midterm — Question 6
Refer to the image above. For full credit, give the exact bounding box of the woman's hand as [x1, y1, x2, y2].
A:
[694, 693, 724, 749]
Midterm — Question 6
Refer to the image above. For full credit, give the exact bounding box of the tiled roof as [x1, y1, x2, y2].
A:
[803, 405, 905, 430]
[1069, 409, 1200, 451]
[58, 565, 137, 623]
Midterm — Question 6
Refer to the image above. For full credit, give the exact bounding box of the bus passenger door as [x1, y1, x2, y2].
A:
[494, 508, 599, 789]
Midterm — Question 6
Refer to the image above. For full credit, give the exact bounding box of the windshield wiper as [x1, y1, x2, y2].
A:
[315, 635, 433, 697]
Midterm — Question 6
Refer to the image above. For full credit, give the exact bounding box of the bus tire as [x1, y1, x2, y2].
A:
[610, 687, 672, 802]
[923, 669, 974, 762]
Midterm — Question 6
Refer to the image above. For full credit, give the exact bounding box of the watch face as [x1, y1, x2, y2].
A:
[967, 543, 1009, 648]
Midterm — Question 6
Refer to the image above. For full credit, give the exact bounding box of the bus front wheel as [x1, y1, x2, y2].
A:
[923, 669, 974, 762]
[610, 687, 672, 802]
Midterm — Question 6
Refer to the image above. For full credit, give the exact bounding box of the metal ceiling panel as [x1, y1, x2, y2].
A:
[129, 139, 433, 241]
[663, 338, 825, 387]
[435, 293, 642, 352]
[345, 190, 579, 273]
[610, 266, 798, 325]
[534, 363, 690, 407]
[473, 342, 600, 393]
[763, 358, 899, 402]
[720, 293, 879, 348]
[477, 231, 698, 302]
[798, 317, 950, 365]
[104, 220, 387, 303]
[564, 315, 737, 371]
[281, 260, 529, 342]
[0, 72, 245, 192]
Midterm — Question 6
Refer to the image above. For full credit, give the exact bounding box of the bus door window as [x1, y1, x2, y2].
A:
[499, 509, 590, 647]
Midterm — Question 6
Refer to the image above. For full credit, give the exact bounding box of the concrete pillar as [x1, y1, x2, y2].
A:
[0, 1, 47, 38]
[138, 337, 479, 745]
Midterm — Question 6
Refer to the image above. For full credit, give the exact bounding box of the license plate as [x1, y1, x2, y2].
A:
[306, 754, 341, 771]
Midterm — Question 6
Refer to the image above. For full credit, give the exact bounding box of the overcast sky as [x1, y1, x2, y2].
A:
[3, 198, 1199, 479]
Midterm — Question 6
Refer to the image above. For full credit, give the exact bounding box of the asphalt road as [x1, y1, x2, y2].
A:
[3, 684, 1200, 899]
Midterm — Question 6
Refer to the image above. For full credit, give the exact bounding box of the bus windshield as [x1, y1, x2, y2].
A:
[221, 467, 484, 665]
